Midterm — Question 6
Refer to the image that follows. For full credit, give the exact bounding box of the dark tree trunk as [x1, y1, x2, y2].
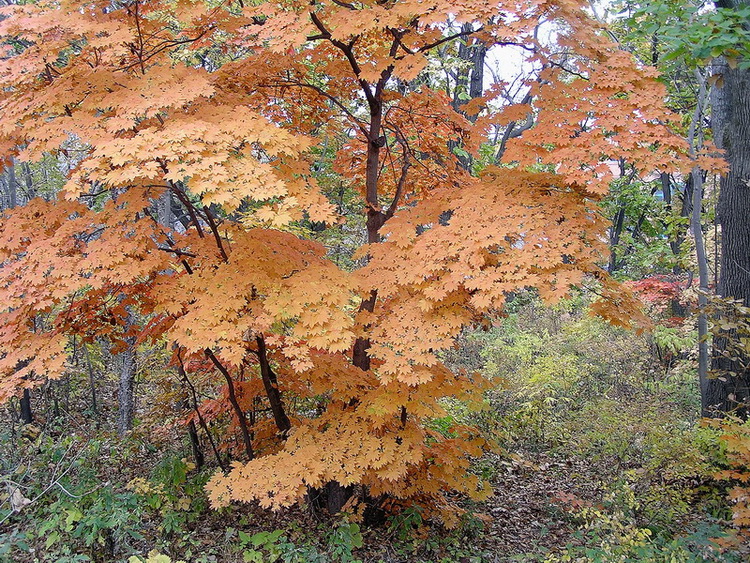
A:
[451, 24, 486, 119]
[84, 345, 98, 416]
[448, 26, 486, 170]
[661, 172, 694, 282]
[256, 335, 291, 434]
[187, 420, 204, 469]
[707, 35, 750, 414]
[19, 389, 33, 424]
[6, 170, 32, 423]
[326, 481, 353, 515]
[608, 205, 626, 274]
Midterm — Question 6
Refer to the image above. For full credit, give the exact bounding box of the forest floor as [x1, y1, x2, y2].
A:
[474, 452, 596, 559]
[3, 306, 749, 562]
[135, 448, 603, 562]
[1, 402, 744, 563]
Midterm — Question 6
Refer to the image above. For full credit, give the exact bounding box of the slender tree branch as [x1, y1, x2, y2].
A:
[417, 26, 484, 53]
[203, 206, 229, 262]
[157, 246, 197, 258]
[330, 0, 357, 9]
[176, 349, 227, 470]
[154, 165, 205, 238]
[143, 207, 194, 274]
[388, 28, 415, 55]
[255, 335, 291, 434]
[308, 10, 376, 109]
[205, 348, 255, 460]
[385, 143, 410, 220]
[263, 79, 369, 137]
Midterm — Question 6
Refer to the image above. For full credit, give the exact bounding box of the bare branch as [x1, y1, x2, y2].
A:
[205, 348, 255, 460]
[330, 0, 357, 9]
[263, 79, 369, 137]
[417, 26, 484, 53]
[308, 10, 376, 108]
[385, 136, 411, 220]
[203, 206, 229, 262]
[177, 349, 227, 470]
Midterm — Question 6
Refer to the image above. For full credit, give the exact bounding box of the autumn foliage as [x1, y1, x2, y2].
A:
[0, 0, 693, 521]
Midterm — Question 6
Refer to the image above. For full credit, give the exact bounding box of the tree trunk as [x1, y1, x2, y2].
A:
[691, 167, 710, 416]
[256, 335, 291, 434]
[19, 389, 33, 424]
[707, 36, 750, 414]
[21, 162, 35, 200]
[187, 419, 204, 469]
[6, 160, 17, 209]
[451, 24, 486, 119]
[449, 26, 486, 170]
[157, 189, 172, 228]
[117, 337, 137, 435]
[84, 345, 98, 416]
[5, 169, 32, 422]
[326, 481, 352, 516]
[608, 205, 626, 274]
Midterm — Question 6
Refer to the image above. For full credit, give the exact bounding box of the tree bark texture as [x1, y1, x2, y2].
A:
[691, 168, 710, 416]
[708, 41, 750, 414]
[256, 335, 291, 434]
[117, 337, 137, 435]
[188, 420, 204, 469]
[19, 389, 33, 424]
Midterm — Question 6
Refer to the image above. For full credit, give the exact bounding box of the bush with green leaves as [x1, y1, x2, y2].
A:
[449, 297, 734, 558]
[465, 302, 652, 447]
[540, 503, 738, 563]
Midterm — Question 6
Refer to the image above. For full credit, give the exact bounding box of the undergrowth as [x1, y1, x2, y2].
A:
[1, 295, 748, 561]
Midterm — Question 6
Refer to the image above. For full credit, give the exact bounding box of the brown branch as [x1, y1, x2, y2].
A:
[205, 348, 255, 460]
[154, 163, 205, 238]
[264, 80, 369, 137]
[118, 3, 226, 72]
[308, 10, 376, 109]
[495, 90, 534, 163]
[417, 26, 484, 53]
[330, 0, 357, 9]
[255, 335, 291, 435]
[172, 188, 204, 237]
[176, 350, 227, 470]
[157, 246, 197, 258]
[384, 122, 450, 185]
[373, 34, 401, 99]
[139, 29, 217, 63]
[133, 0, 147, 75]
[385, 150, 410, 220]
[143, 207, 194, 274]
[546, 57, 589, 81]
[388, 28, 415, 55]
[203, 206, 229, 262]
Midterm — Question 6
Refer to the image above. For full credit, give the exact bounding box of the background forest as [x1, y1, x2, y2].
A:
[1, 0, 750, 562]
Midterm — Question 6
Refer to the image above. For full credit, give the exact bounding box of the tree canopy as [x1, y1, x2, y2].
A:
[0, 0, 713, 521]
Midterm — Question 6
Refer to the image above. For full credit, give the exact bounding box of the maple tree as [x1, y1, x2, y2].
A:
[0, 0, 702, 521]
